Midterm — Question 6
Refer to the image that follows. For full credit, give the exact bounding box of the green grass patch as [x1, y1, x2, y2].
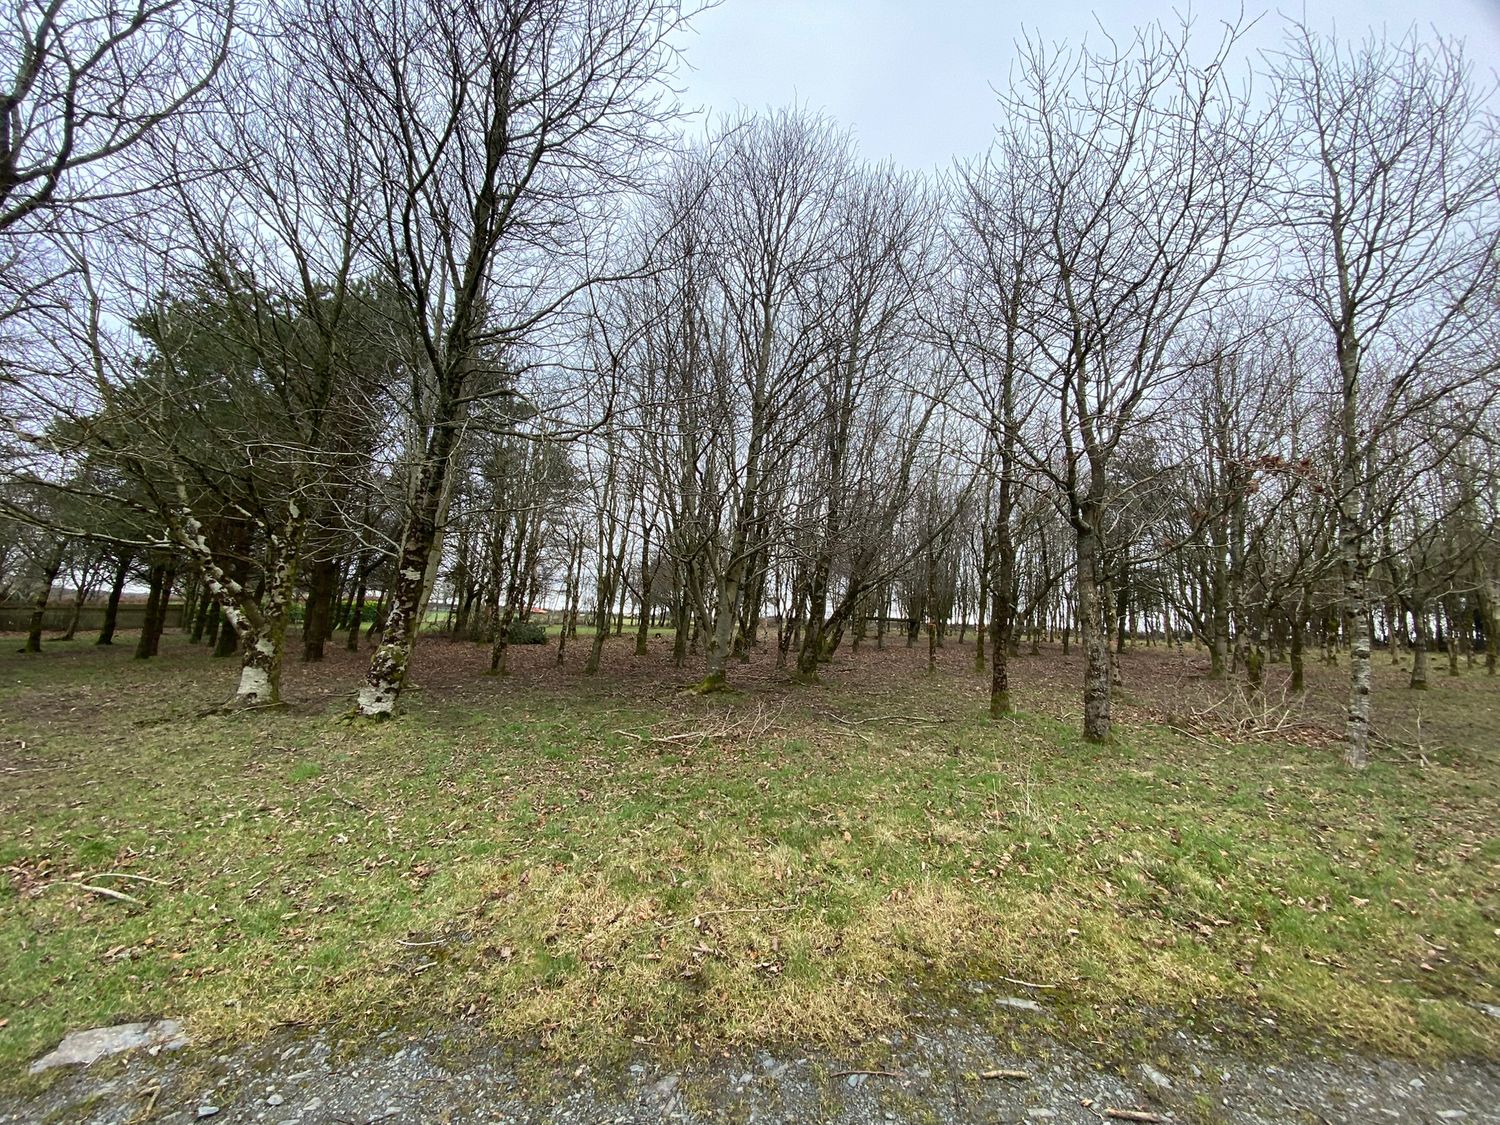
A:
[0, 637, 1496, 1086]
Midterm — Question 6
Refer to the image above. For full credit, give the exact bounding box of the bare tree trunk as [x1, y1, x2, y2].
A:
[1290, 592, 1308, 693]
[23, 544, 65, 654]
[301, 553, 338, 663]
[62, 566, 91, 641]
[634, 522, 652, 657]
[586, 517, 629, 676]
[989, 582, 1013, 718]
[1480, 581, 1498, 676]
[989, 476, 1017, 717]
[232, 528, 298, 707]
[669, 573, 687, 666]
[489, 516, 529, 676]
[1077, 511, 1111, 743]
[96, 552, 131, 646]
[796, 554, 830, 680]
[1443, 596, 1460, 676]
[213, 607, 238, 656]
[1338, 346, 1373, 767]
[564, 548, 583, 652]
[358, 410, 462, 718]
[974, 537, 989, 675]
[134, 563, 172, 660]
[704, 523, 752, 690]
[346, 557, 370, 652]
[1209, 543, 1229, 678]
[1409, 599, 1429, 689]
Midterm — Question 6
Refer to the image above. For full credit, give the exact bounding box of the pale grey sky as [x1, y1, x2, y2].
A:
[673, 1, 1500, 170]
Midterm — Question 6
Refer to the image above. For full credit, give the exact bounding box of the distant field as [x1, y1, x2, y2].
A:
[2, 630, 1496, 1086]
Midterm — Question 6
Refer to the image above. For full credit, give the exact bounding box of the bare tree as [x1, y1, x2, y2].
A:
[0, 0, 234, 233]
[1271, 24, 1500, 767]
[999, 17, 1269, 741]
[694, 109, 849, 690]
[304, 0, 692, 718]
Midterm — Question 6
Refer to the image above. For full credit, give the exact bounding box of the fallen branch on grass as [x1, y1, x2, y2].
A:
[330, 789, 368, 811]
[44, 881, 144, 906]
[820, 710, 949, 726]
[1103, 1110, 1166, 1123]
[613, 702, 786, 750]
[980, 1069, 1029, 1080]
[614, 728, 709, 747]
[998, 974, 1059, 990]
[86, 872, 170, 886]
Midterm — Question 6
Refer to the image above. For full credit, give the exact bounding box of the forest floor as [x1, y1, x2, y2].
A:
[0, 628, 1497, 1123]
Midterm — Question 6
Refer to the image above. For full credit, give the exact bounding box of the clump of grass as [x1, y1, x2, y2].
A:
[0, 637, 1496, 1087]
[288, 761, 323, 783]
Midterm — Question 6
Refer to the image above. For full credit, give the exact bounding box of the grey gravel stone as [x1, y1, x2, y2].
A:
[5, 1015, 1499, 1125]
[653, 1074, 679, 1097]
[27, 1019, 188, 1074]
[996, 996, 1044, 1012]
[1140, 1063, 1172, 1089]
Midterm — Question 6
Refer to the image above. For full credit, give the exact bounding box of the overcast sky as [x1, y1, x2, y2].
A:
[671, 1, 1500, 171]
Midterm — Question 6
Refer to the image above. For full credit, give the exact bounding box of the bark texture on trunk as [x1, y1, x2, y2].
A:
[1290, 598, 1306, 693]
[24, 544, 65, 654]
[231, 522, 300, 708]
[489, 516, 528, 676]
[1337, 328, 1372, 769]
[358, 414, 462, 719]
[62, 570, 90, 640]
[989, 481, 1017, 718]
[301, 554, 339, 663]
[346, 566, 368, 652]
[134, 563, 172, 660]
[1077, 515, 1111, 743]
[96, 553, 131, 646]
[634, 522, 652, 657]
[1408, 599, 1429, 689]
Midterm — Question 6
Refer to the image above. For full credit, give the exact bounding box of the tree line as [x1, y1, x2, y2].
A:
[2, 1, 1497, 768]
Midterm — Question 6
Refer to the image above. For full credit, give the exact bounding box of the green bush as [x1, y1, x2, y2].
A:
[507, 619, 548, 645]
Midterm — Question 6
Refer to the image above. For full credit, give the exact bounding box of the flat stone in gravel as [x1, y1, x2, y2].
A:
[27, 1020, 188, 1075]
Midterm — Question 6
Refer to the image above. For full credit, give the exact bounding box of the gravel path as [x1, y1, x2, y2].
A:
[5, 1014, 1498, 1125]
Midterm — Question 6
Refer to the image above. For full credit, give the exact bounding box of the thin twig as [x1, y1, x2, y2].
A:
[44, 881, 144, 906]
[86, 872, 170, 885]
[998, 974, 1059, 990]
[821, 711, 948, 726]
[129, 1085, 161, 1125]
[657, 904, 800, 929]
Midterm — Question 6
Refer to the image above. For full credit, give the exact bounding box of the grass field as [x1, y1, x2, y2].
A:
[1, 629, 1497, 1086]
